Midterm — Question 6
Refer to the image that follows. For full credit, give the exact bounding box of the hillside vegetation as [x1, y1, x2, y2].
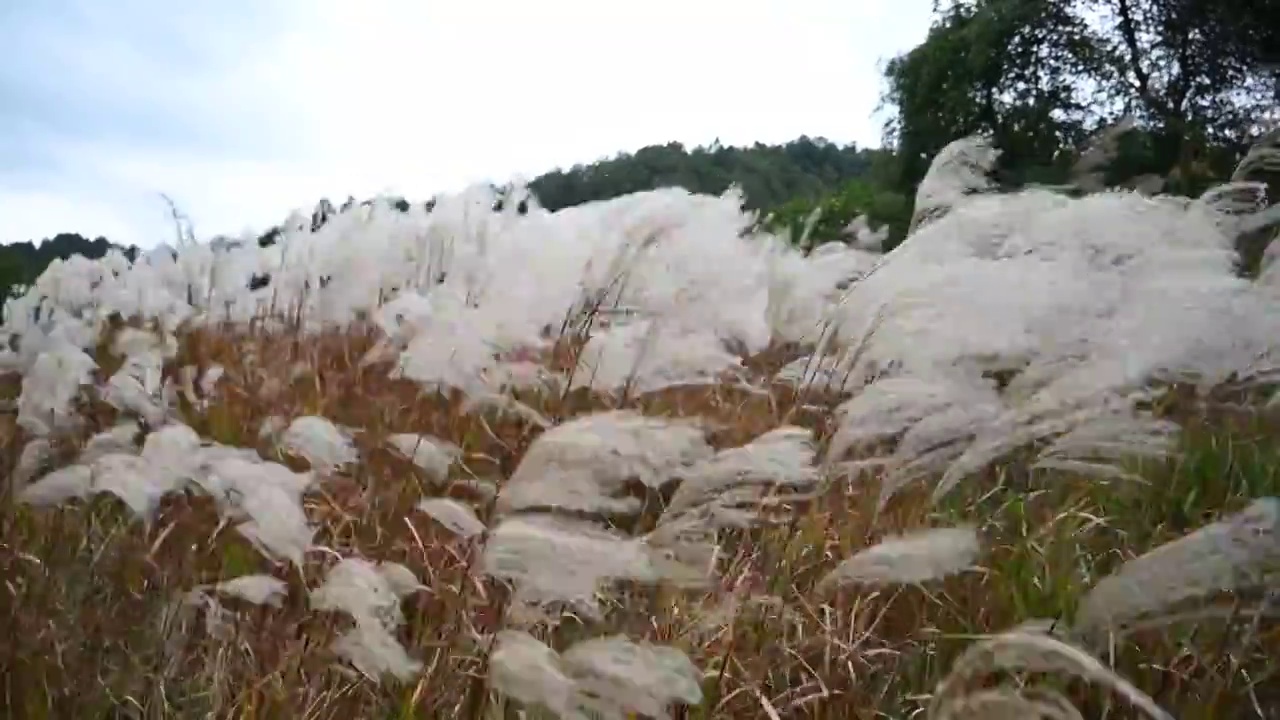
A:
[2, 126, 1280, 718]
[0, 137, 895, 301]
[3, 0, 1280, 717]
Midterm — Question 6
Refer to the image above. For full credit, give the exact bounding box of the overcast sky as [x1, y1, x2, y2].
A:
[0, 0, 935, 249]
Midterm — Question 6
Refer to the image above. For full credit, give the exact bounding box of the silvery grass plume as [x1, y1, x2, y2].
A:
[11, 435, 54, 493]
[18, 422, 204, 517]
[100, 341, 169, 427]
[278, 414, 359, 472]
[654, 425, 822, 542]
[926, 500, 1280, 719]
[15, 337, 96, 436]
[571, 320, 747, 394]
[196, 452, 317, 567]
[18, 421, 321, 567]
[809, 128, 1280, 506]
[416, 497, 487, 539]
[764, 243, 871, 346]
[908, 134, 1001, 235]
[310, 556, 426, 681]
[172, 361, 224, 412]
[825, 364, 1177, 509]
[1068, 116, 1139, 194]
[207, 574, 290, 607]
[825, 372, 1004, 490]
[386, 432, 461, 484]
[1235, 125, 1280, 184]
[460, 387, 555, 429]
[842, 213, 889, 253]
[471, 412, 826, 627]
[159, 573, 292, 681]
[928, 393, 1177, 503]
[1070, 496, 1280, 642]
[488, 630, 702, 720]
[1233, 126, 1280, 276]
[495, 410, 712, 516]
[482, 513, 710, 623]
[815, 525, 982, 593]
[928, 626, 1173, 720]
[79, 419, 142, 464]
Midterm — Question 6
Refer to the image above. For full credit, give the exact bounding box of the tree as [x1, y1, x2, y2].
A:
[0, 251, 24, 304]
[882, 0, 1280, 198]
[1087, 0, 1278, 192]
[881, 0, 1105, 194]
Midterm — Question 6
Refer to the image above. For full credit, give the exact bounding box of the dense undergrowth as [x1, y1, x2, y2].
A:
[3, 129, 1280, 719]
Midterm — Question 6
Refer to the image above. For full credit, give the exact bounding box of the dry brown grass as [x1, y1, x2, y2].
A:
[2, 323, 1279, 719]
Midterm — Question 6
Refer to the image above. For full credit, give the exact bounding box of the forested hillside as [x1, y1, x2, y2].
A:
[526, 137, 881, 211]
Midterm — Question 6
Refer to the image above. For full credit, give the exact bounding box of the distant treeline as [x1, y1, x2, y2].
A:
[6, 0, 1277, 299]
[0, 136, 895, 301]
[0, 233, 140, 300]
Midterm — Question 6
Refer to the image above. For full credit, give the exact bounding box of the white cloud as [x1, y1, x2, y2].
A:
[0, 0, 934, 248]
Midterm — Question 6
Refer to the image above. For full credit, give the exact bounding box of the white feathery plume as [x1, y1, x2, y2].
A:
[331, 623, 423, 682]
[571, 321, 744, 393]
[311, 557, 425, 682]
[279, 415, 358, 472]
[559, 634, 704, 720]
[79, 420, 141, 464]
[100, 347, 167, 426]
[827, 373, 1001, 464]
[310, 557, 423, 628]
[496, 411, 711, 516]
[12, 437, 53, 492]
[909, 134, 1000, 235]
[659, 425, 821, 534]
[482, 514, 708, 620]
[415, 497, 485, 539]
[204, 457, 316, 566]
[16, 341, 96, 436]
[90, 453, 182, 519]
[386, 432, 460, 482]
[211, 574, 289, 607]
[931, 627, 1173, 720]
[18, 464, 93, 506]
[489, 630, 579, 716]
[1073, 497, 1280, 638]
[489, 630, 702, 720]
[816, 526, 982, 591]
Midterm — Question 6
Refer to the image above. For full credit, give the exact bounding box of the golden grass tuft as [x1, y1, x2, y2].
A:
[2, 322, 1279, 719]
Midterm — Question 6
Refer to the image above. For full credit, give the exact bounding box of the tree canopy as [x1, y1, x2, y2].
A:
[881, 0, 1279, 196]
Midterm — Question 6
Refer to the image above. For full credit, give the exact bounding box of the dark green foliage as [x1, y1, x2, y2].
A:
[881, 0, 1279, 196]
[764, 179, 912, 252]
[527, 137, 880, 212]
[0, 234, 139, 304]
